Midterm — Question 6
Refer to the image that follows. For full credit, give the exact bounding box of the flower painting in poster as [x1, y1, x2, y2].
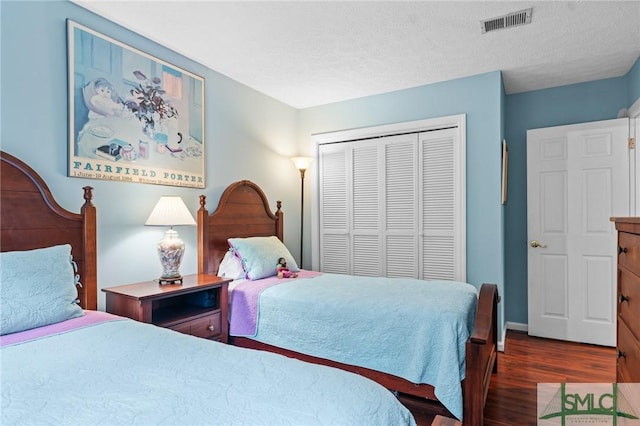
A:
[67, 20, 205, 188]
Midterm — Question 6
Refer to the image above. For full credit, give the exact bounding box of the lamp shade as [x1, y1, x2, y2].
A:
[291, 156, 313, 171]
[145, 196, 196, 227]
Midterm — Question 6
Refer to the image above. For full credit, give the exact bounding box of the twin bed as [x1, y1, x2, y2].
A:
[0, 151, 414, 426]
[0, 151, 498, 425]
[198, 180, 499, 425]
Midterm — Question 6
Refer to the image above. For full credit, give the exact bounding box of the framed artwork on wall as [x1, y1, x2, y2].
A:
[67, 20, 205, 188]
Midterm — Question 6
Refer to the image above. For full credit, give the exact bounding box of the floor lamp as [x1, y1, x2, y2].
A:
[291, 157, 313, 269]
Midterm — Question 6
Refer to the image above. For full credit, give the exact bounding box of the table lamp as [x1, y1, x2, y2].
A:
[145, 196, 196, 284]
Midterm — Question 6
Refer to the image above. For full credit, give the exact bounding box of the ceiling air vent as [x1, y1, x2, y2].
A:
[481, 8, 532, 34]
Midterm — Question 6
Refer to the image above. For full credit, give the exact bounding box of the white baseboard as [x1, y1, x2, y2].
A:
[506, 321, 528, 332]
[498, 329, 506, 352]
[498, 322, 528, 352]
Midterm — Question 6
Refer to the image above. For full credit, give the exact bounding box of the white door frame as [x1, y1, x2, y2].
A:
[628, 97, 640, 215]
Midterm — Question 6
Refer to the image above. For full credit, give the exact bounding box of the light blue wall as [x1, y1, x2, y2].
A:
[504, 76, 631, 325]
[3, 0, 638, 333]
[628, 57, 640, 107]
[1, 1, 300, 309]
[299, 71, 507, 336]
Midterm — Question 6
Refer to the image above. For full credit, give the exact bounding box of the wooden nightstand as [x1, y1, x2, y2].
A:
[102, 274, 230, 343]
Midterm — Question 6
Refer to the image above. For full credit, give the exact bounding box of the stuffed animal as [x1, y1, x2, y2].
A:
[276, 257, 298, 278]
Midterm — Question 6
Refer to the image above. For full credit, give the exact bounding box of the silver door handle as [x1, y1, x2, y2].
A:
[530, 240, 547, 248]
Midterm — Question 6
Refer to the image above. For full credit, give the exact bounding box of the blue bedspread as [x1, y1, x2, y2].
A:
[251, 274, 478, 420]
[0, 316, 415, 425]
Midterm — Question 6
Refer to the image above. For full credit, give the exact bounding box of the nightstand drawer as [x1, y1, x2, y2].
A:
[190, 312, 222, 339]
[168, 312, 221, 340]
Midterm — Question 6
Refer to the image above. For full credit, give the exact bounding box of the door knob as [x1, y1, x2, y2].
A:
[530, 240, 547, 248]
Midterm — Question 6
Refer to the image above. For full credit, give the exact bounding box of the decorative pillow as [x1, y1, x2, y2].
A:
[228, 236, 299, 280]
[217, 250, 247, 280]
[0, 244, 83, 335]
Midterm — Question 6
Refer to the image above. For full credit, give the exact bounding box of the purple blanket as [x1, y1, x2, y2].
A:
[0, 310, 123, 347]
[229, 270, 322, 336]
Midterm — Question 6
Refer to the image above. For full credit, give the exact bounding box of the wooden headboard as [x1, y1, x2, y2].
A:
[197, 180, 282, 275]
[0, 151, 97, 310]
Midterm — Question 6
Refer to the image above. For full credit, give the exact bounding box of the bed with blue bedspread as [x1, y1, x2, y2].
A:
[227, 271, 477, 421]
[197, 179, 499, 426]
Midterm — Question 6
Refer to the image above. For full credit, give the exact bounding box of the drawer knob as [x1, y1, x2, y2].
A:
[617, 349, 626, 359]
[208, 325, 215, 331]
[618, 246, 628, 255]
[619, 294, 630, 303]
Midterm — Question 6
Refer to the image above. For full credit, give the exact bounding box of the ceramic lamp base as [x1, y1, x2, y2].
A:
[158, 276, 183, 285]
[157, 229, 185, 285]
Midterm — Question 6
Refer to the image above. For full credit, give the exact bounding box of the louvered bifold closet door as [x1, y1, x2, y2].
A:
[419, 128, 459, 280]
[384, 134, 419, 278]
[351, 141, 382, 276]
[319, 122, 464, 281]
[319, 144, 350, 274]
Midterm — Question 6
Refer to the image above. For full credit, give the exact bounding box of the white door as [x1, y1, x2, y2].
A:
[527, 118, 630, 347]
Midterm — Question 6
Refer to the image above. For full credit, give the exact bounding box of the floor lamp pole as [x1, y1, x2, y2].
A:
[299, 168, 306, 269]
[291, 156, 312, 269]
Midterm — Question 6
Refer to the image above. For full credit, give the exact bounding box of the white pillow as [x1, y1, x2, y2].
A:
[0, 244, 83, 335]
[228, 236, 299, 280]
[217, 250, 246, 280]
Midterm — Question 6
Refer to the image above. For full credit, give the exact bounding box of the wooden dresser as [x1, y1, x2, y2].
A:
[611, 217, 640, 383]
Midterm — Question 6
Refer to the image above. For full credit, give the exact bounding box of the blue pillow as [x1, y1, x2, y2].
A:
[0, 244, 83, 335]
[228, 236, 299, 280]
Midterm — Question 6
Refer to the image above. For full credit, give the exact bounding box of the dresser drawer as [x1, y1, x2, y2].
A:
[618, 231, 640, 276]
[617, 317, 640, 383]
[168, 311, 221, 339]
[619, 268, 640, 340]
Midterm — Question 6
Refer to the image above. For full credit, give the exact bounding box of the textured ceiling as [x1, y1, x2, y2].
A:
[73, 1, 640, 109]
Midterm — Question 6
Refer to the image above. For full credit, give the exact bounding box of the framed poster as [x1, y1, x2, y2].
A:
[67, 20, 205, 188]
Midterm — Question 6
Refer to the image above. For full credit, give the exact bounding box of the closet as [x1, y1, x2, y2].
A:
[316, 116, 466, 282]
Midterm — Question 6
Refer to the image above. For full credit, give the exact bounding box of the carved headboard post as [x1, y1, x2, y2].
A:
[81, 186, 97, 310]
[275, 200, 283, 241]
[197, 194, 211, 275]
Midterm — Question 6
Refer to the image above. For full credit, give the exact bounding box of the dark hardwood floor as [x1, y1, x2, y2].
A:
[400, 330, 616, 426]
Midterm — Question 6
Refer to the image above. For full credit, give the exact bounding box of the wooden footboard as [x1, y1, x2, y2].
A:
[463, 283, 499, 426]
